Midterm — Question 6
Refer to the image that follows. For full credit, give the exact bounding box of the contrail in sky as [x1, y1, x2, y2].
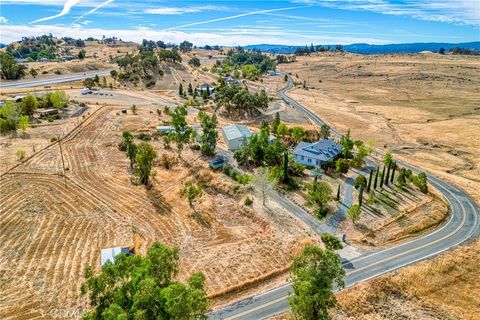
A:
[29, 0, 81, 24]
[168, 6, 309, 30]
[72, 0, 115, 24]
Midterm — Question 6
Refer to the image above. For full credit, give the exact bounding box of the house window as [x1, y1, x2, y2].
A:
[301, 156, 304, 160]
[307, 158, 311, 163]
[316, 160, 319, 165]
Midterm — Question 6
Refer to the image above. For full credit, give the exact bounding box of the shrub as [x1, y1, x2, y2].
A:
[16, 150, 26, 160]
[335, 158, 349, 174]
[244, 196, 253, 206]
[160, 154, 178, 169]
[136, 132, 151, 141]
[50, 136, 58, 142]
[0, 118, 17, 134]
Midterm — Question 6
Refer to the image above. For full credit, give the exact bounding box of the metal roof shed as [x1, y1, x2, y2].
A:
[101, 247, 130, 267]
[221, 124, 252, 151]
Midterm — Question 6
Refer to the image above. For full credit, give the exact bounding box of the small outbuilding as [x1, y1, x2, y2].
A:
[37, 108, 59, 117]
[101, 247, 131, 267]
[293, 138, 342, 167]
[221, 124, 252, 151]
[225, 76, 240, 85]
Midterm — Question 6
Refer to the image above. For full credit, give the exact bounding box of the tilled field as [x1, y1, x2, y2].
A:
[0, 105, 311, 319]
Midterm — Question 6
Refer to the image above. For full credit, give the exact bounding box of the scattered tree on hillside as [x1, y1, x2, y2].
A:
[348, 204, 361, 226]
[179, 40, 193, 52]
[188, 57, 201, 67]
[272, 112, 281, 134]
[50, 90, 69, 110]
[80, 242, 209, 319]
[78, 49, 86, 59]
[383, 151, 393, 166]
[413, 172, 428, 193]
[354, 175, 367, 189]
[131, 104, 137, 114]
[198, 111, 218, 156]
[20, 94, 39, 116]
[170, 105, 192, 156]
[134, 142, 157, 186]
[288, 245, 345, 320]
[181, 181, 203, 209]
[18, 115, 29, 136]
[29, 68, 38, 78]
[340, 129, 354, 158]
[320, 124, 330, 139]
[335, 158, 349, 174]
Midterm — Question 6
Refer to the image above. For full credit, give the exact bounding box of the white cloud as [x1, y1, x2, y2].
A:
[29, 0, 81, 24]
[0, 23, 393, 46]
[0, 16, 8, 23]
[145, 6, 227, 15]
[72, 0, 114, 24]
[292, 0, 480, 25]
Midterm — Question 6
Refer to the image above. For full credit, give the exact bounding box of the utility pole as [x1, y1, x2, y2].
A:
[58, 133, 67, 188]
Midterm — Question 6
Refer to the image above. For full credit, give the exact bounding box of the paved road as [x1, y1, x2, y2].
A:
[0, 70, 112, 89]
[209, 75, 480, 320]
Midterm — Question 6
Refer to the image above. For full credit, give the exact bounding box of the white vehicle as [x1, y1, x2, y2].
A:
[80, 87, 92, 95]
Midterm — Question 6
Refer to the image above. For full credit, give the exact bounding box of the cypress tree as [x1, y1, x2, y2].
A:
[179, 83, 184, 97]
[359, 183, 364, 207]
[391, 161, 396, 183]
[336, 184, 341, 201]
[380, 165, 386, 188]
[373, 167, 379, 189]
[282, 151, 289, 183]
[367, 169, 373, 192]
[385, 161, 391, 186]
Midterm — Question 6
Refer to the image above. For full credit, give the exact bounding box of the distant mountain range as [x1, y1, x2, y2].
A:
[243, 42, 480, 54]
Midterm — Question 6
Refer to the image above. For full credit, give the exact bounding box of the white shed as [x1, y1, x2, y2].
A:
[101, 247, 130, 267]
[221, 124, 252, 151]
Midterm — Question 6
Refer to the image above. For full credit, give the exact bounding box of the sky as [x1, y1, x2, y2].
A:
[0, 0, 479, 45]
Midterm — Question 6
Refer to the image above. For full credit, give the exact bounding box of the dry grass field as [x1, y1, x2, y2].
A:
[0, 95, 314, 319]
[275, 52, 480, 203]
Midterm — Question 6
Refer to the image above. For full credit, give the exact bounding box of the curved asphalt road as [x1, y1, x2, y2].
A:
[209, 75, 480, 320]
[0, 70, 112, 89]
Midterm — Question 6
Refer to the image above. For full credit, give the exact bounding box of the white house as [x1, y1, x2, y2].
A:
[293, 139, 342, 167]
[196, 83, 215, 94]
[100, 247, 131, 267]
[221, 124, 252, 151]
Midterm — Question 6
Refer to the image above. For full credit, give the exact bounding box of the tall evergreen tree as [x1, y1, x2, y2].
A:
[385, 161, 391, 186]
[188, 83, 193, 95]
[199, 111, 218, 156]
[380, 165, 386, 188]
[358, 183, 364, 207]
[391, 161, 396, 183]
[373, 167, 379, 189]
[282, 151, 289, 183]
[272, 112, 281, 134]
[336, 184, 341, 201]
[179, 83, 184, 97]
[367, 169, 373, 192]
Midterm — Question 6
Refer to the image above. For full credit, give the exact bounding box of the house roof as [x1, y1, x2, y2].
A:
[101, 247, 130, 266]
[222, 124, 252, 141]
[293, 139, 341, 162]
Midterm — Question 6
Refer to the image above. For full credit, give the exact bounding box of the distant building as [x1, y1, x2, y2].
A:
[59, 55, 76, 61]
[6, 95, 25, 103]
[156, 125, 174, 134]
[196, 83, 215, 94]
[293, 139, 342, 167]
[268, 70, 279, 76]
[225, 76, 240, 85]
[101, 247, 131, 267]
[221, 124, 252, 151]
[39, 57, 50, 62]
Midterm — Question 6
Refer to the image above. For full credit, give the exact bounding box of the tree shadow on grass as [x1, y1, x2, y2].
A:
[189, 210, 212, 228]
[147, 186, 172, 215]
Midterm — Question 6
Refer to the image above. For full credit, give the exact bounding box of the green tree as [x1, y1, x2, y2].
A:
[83, 78, 95, 88]
[134, 142, 157, 186]
[78, 49, 86, 59]
[284, 74, 288, 82]
[413, 172, 428, 193]
[20, 94, 39, 116]
[181, 181, 203, 209]
[81, 242, 209, 320]
[340, 129, 354, 158]
[305, 179, 332, 217]
[276, 122, 289, 138]
[179, 83, 184, 97]
[170, 105, 192, 156]
[188, 83, 193, 95]
[198, 111, 218, 156]
[321, 233, 343, 251]
[50, 90, 69, 110]
[29, 68, 38, 78]
[354, 175, 367, 189]
[272, 112, 281, 134]
[397, 168, 407, 186]
[348, 204, 361, 226]
[282, 151, 289, 183]
[188, 57, 201, 67]
[131, 104, 137, 114]
[358, 183, 365, 207]
[241, 64, 260, 80]
[290, 127, 306, 142]
[383, 151, 393, 166]
[121, 131, 137, 168]
[335, 158, 349, 174]
[0, 52, 27, 80]
[16, 149, 26, 161]
[289, 245, 345, 320]
[18, 115, 29, 135]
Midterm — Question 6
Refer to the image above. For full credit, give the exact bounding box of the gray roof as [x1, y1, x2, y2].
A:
[222, 124, 252, 141]
[293, 139, 341, 161]
[101, 247, 130, 266]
